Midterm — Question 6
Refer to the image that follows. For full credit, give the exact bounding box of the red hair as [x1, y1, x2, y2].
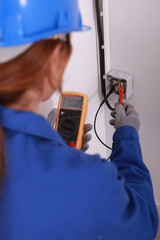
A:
[0, 35, 72, 181]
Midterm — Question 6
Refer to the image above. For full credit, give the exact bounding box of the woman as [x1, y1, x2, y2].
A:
[0, 0, 159, 239]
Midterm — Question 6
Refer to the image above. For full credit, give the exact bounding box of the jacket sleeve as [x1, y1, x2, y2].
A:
[109, 126, 159, 239]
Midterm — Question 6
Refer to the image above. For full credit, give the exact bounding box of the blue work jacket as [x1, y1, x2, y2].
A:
[0, 105, 159, 240]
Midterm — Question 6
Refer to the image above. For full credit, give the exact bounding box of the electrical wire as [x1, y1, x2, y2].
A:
[94, 105, 112, 150]
[103, 99, 115, 111]
[94, 85, 117, 150]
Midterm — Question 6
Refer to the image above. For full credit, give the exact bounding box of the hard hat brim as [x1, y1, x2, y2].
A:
[0, 25, 91, 47]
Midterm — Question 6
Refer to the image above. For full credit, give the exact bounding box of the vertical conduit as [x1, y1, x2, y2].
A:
[94, 0, 106, 98]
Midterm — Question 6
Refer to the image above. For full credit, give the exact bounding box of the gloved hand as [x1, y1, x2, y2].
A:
[109, 103, 140, 132]
[47, 108, 93, 152]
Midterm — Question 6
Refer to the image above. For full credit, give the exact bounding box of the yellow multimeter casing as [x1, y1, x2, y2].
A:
[55, 92, 88, 149]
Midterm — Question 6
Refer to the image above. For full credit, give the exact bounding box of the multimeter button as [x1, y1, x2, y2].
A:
[69, 142, 76, 148]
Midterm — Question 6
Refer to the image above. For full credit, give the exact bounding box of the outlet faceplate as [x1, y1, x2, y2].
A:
[107, 70, 133, 99]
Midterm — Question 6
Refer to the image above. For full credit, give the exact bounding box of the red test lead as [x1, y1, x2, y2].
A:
[119, 86, 124, 105]
[69, 142, 76, 148]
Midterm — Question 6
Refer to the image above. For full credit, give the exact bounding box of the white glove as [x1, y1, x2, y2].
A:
[109, 103, 140, 132]
[47, 108, 92, 151]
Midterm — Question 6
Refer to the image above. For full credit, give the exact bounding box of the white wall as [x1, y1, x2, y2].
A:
[40, 0, 160, 204]
[106, 0, 160, 204]
[39, 0, 108, 158]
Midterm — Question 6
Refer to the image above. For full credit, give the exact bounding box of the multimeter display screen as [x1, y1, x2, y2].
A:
[61, 96, 83, 110]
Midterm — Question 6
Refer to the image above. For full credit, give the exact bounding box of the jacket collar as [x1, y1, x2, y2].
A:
[0, 105, 65, 146]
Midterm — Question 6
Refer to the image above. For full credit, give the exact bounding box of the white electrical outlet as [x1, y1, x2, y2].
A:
[107, 70, 133, 99]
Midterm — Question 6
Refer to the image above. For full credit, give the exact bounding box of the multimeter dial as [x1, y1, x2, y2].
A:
[59, 117, 76, 135]
[57, 109, 81, 145]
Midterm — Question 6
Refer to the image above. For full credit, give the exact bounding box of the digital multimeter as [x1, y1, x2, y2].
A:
[55, 92, 88, 149]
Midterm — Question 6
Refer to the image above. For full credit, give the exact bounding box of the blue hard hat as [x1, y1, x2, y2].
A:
[0, 0, 90, 47]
